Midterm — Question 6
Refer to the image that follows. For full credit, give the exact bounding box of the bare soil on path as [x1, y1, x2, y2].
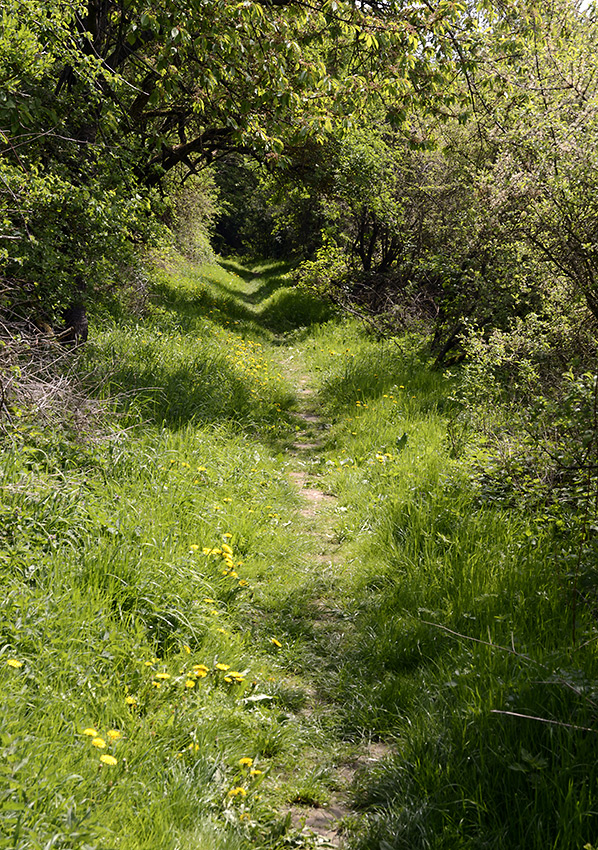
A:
[278, 358, 391, 847]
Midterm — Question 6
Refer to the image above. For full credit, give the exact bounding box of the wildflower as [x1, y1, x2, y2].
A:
[221, 544, 233, 555]
[100, 754, 118, 766]
[223, 497, 232, 503]
[125, 696, 137, 705]
[183, 644, 191, 654]
[83, 728, 98, 737]
[215, 663, 230, 671]
[6, 659, 23, 668]
[223, 533, 233, 539]
[193, 663, 209, 675]
[144, 661, 154, 667]
[228, 787, 247, 797]
[239, 813, 250, 821]
[152, 681, 162, 688]
[185, 679, 195, 688]
[238, 580, 248, 587]
[107, 729, 122, 741]
[239, 757, 253, 767]
[203, 598, 215, 604]
[250, 769, 263, 776]
[271, 638, 282, 648]
[91, 737, 106, 749]
[189, 544, 200, 552]
[154, 672, 171, 680]
[197, 466, 207, 472]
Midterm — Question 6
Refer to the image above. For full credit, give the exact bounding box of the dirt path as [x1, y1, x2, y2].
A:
[279, 360, 391, 847]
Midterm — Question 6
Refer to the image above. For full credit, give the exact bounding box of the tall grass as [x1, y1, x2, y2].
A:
[290, 320, 598, 849]
[2, 254, 597, 850]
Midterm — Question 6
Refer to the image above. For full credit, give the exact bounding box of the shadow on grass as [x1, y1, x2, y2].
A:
[95, 347, 292, 432]
[318, 343, 454, 415]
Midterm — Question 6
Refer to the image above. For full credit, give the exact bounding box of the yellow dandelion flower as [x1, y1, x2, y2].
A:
[239, 757, 253, 767]
[203, 598, 215, 604]
[229, 571, 238, 578]
[183, 644, 191, 654]
[238, 580, 248, 587]
[223, 497, 232, 503]
[83, 728, 98, 737]
[223, 533, 233, 538]
[250, 769, 263, 776]
[217, 628, 228, 634]
[271, 638, 282, 648]
[152, 681, 162, 688]
[202, 547, 213, 555]
[193, 663, 209, 673]
[107, 730, 122, 741]
[239, 812, 250, 821]
[6, 659, 23, 668]
[221, 544, 233, 555]
[144, 661, 154, 667]
[189, 544, 200, 552]
[100, 754, 118, 766]
[228, 787, 247, 797]
[125, 696, 137, 705]
[154, 672, 170, 680]
[215, 663, 230, 671]
[197, 466, 207, 472]
[91, 737, 106, 749]
[185, 679, 195, 688]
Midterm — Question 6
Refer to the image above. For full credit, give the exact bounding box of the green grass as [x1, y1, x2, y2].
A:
[1, 253, 597, 849]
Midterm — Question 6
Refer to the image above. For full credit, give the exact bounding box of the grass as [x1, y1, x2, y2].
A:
[1, 252, 598, 849]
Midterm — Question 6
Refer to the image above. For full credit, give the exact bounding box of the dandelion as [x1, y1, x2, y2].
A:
[125, 696, 137, 705]
[189, 544, 200, 552]
[239, 757, 253, 767]
[193, 663, 209, 674]
[228, 787, 247, 797]
[92, 737, 106, 749]
[185, 679, 195, 688]
[203, 598, 215, 604]
[238, 580, 248, 587]
[154, 672, 170, 680]
[107, 730, 122, 741]
[271, 638, 282, 648]
[83, 728, 98, 737]
[183, 644, 191, 654]
[197, 466, 207, 472]
[221, 544, 233, 555]
[6, 659, 23, 668]
[223, 497, 232, 503]
[100, 754, 118, 766]
[215, 663, 230, 671]
[152, 681, 162, 688]
[250, 768, 263, 776]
